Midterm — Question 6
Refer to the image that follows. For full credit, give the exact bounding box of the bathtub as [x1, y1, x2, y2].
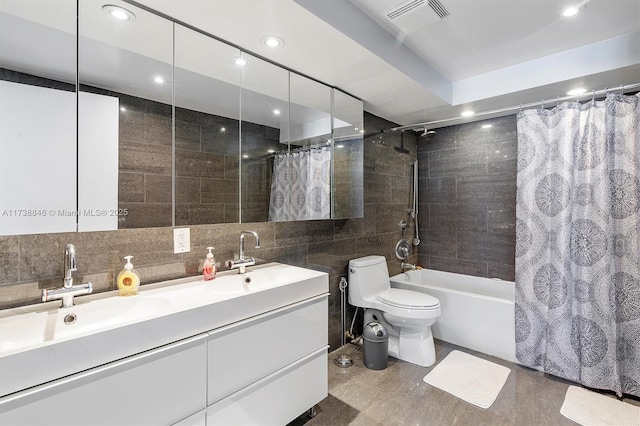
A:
[389, 269, 518, 364]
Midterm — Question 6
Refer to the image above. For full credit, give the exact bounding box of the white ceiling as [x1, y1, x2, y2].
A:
[134, 0, 640, 127]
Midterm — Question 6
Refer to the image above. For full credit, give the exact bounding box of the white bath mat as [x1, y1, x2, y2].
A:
[560, 386, 640, 426]
[423, 350, 511, 409]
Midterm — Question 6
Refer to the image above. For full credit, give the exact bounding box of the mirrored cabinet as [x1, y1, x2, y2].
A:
[0, 0, 363, 237]
[174, 24, 242, 226]
[79, 0, 175, 230]
[240, 53, 291, 223]
[0, 0, 77, 235]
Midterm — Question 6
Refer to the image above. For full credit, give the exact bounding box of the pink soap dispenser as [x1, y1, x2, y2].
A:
[203, 246, 217, 281]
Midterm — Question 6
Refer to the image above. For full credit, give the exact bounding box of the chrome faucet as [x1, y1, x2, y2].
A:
[42, 243, 93, 308]
[63, 243, 77, 288]
[401, 261, 417, 271]
[226, 231, 261, 274]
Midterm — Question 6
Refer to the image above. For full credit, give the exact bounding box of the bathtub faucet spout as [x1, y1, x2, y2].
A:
[401, 262, 417, 271]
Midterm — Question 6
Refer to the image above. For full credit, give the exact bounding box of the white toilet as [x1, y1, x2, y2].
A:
[348, 255, 441, 367]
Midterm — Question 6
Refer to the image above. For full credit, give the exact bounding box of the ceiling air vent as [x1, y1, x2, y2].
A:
[386, 0, 426, 20]
[386, 0, 450, 21]
[428, 0, 450, 19]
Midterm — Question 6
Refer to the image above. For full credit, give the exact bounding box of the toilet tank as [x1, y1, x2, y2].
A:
[348, 256, 391, 306]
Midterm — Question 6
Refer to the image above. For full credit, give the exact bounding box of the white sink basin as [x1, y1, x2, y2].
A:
[0, 296, 170, 354]
[0, 262, 328, 398]
[198, 263, 320, 295]
[0, 312, 48, 354]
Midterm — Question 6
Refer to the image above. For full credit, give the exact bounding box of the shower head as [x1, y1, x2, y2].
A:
[419, 128, 436, 137]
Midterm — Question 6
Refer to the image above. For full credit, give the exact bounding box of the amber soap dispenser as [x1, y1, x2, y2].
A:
[117, 256, 140, 296]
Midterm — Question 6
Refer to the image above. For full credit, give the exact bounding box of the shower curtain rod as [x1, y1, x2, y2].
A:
[269, 142, 331, 157]
[385, 82, 640, 134]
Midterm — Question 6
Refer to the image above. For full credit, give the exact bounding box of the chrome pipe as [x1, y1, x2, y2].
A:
[63, 243, 77, 288]
[334, 277, 354, 368]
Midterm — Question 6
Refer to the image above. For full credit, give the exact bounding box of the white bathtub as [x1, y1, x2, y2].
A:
[389, 269, 518, 364]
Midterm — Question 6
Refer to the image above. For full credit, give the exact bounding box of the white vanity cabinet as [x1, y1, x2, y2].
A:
[0, 334, 208, 425]
[206, 294, 328, 425]
[207, 295, 328, 404]
[0, 264, 329, 426]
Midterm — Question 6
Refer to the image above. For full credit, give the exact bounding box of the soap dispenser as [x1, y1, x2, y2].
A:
[117, 256, 140, 296]
[203, 246, 217, 281]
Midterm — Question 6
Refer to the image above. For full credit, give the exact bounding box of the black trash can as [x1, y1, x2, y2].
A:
[363, 322, 388, 370]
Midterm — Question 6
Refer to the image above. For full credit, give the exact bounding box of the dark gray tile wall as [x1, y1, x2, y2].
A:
[333, 138, 364, 218]
[417, 115, 517, 280]
[0, 112, 417, 351]
[119, 96, 242, 227]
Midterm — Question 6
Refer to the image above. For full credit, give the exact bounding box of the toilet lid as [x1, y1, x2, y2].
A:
[376, 289, 439, 310]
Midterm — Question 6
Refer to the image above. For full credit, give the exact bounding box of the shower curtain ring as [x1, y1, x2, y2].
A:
[620, 84, 624, 95]
[592, 90, 596, 102]
[556, 97, 559, 108]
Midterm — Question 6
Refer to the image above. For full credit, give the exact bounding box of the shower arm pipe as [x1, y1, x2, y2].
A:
[412, 160, 420, 245]
[384, 82, 640, 134]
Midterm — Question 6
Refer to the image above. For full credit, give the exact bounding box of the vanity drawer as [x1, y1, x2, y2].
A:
[207, 346, 328, 426]
[0, 334, 208, 426]
[207, 294, 328, 405]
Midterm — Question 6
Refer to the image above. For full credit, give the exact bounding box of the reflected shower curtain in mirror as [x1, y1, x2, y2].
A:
[269, 146, 331, 221]
[515, 93, 640, 397]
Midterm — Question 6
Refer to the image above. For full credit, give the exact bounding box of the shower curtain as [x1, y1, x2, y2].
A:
[269, 146, 331, 221]
[515, 93, 640, 397]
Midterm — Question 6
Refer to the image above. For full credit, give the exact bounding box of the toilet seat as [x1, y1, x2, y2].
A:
[376, 289, 439, 310]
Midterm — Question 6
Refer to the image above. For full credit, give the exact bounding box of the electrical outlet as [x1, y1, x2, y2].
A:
[173, 228, 190, 254]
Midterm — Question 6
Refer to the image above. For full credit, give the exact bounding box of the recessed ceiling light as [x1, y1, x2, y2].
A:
[261, 35, 284, 48]
[242, 154, 249, 159]
[233, 57, 248, 66]
[273, 109, 281, 115]
[336, 144, 345, 148]
[220, 127, 226, 132]
[481, 124, 492, 129]
[120, 107, 127, 112]
[153, 76, 165, 84]
[267, 149, 275, 153]
[567, 87, 587, 96]
[102, 5, 136, 21]
[561, 6, 580, 17]
[461, 110, 475, 117]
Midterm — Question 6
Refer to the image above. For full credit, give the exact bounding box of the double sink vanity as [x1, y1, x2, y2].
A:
[0, 262, 329, 425]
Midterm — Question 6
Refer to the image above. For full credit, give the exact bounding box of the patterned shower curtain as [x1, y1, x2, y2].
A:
[269, 146, 331, 221]
[515, 93, 640, 397]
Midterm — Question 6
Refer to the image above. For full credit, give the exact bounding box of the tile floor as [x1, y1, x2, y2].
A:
[291, 339, 640, 426]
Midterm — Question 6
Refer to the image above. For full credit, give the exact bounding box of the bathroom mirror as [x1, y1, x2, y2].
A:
[268, 73, 332, 221]
[0, 0, 78, 235]
[79, 0, 174, 229]
[0, 0, 365, 236]
[239, 53, 291, 223]
[174, 24, 241, 225]
[332, 90, 364, 219]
